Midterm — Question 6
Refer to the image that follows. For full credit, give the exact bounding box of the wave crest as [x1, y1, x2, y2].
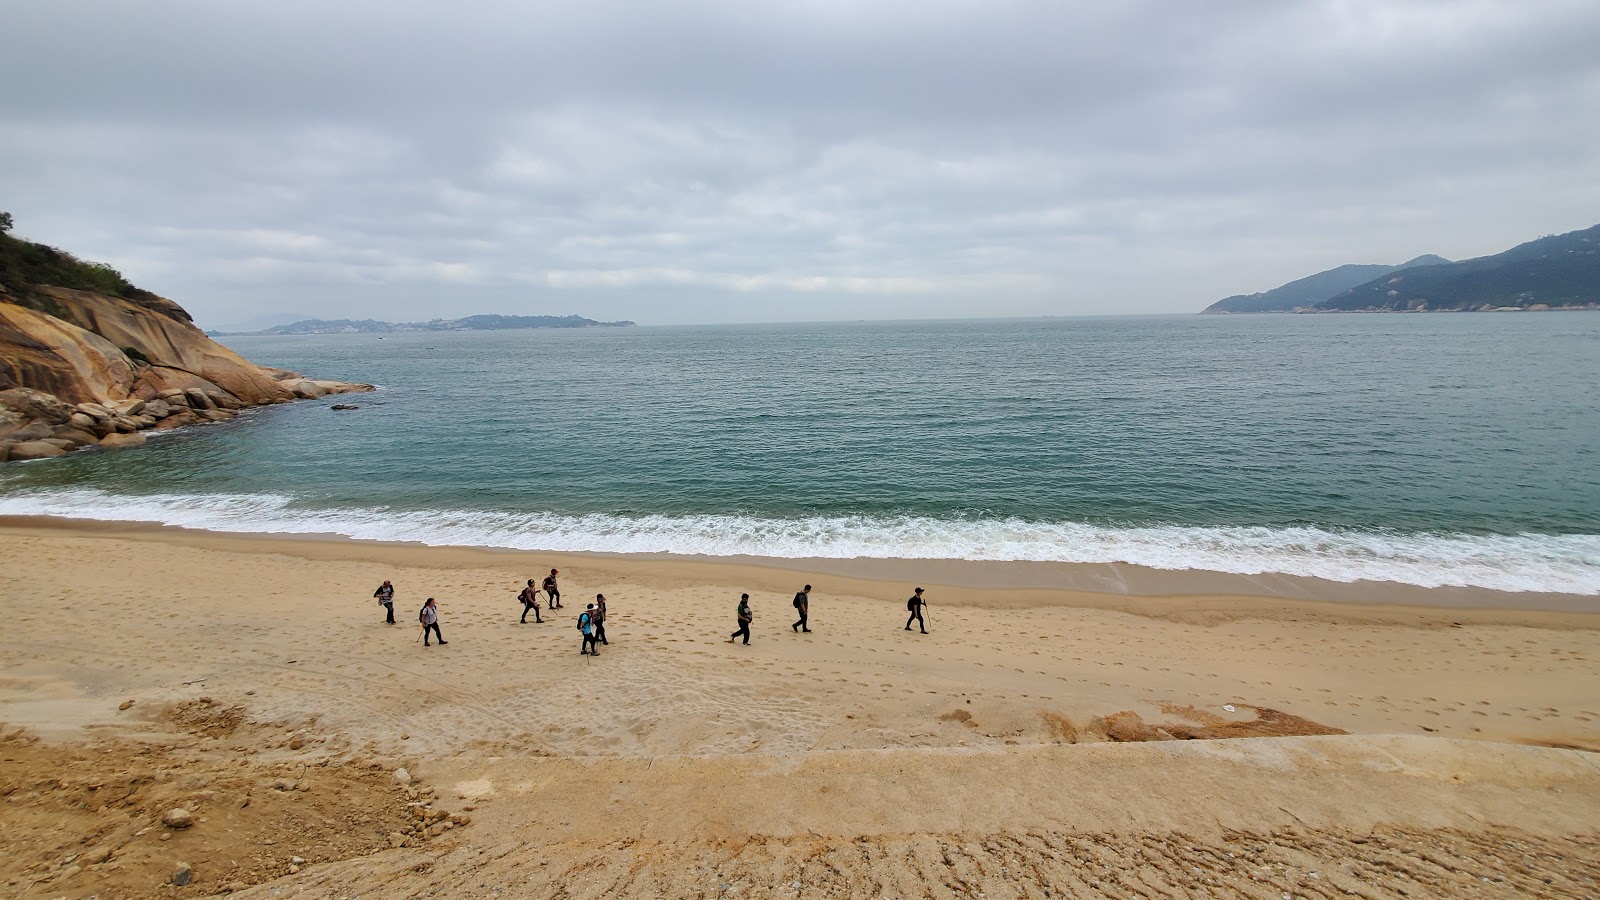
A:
[2, 488, 1596, 594]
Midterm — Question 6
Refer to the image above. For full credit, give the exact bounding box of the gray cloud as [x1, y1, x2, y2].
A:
[4, 0, 1599, 329]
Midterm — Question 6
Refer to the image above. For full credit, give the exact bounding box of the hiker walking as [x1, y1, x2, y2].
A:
[904, 587, 928, 634]
[543, 569, 562, 609]
[729, 593, 753, 645]
[593, 593, 609, 645]
[578, 603, 599, 656]
[373, 579, 395, 624]
[518, 579, 543, 623]
[419, 597, 447, 646]
[792, 584, 812, 633]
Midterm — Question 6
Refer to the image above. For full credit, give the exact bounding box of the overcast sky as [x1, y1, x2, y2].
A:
[4, 1, 1599, 330]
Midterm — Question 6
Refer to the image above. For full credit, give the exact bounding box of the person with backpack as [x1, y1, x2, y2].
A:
[578, 604, 599, 656]
[419, 597, 447, 646]
[593, 593, 609, 645]
[791, 584, 812, 633]
[373, 580, 395, 624]
[904, 587, 928, 634]
[518, 579, 543, 623]
[729, 593, 753, 645]
[543, 569, 562, 609]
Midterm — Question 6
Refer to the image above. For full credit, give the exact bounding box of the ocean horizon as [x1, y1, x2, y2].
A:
[2, 314, 1597, 595]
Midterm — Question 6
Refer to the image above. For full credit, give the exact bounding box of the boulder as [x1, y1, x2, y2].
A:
[99, 432, 148, 449]
[9, 440, 67, 460]
[67, 412, 98, 430]
[314, 379, 375, 395]
[1, 421, 54, 443]
[196, 408, 236, 422]
[0, 388, 74, 425]
[110, 416, 140, 433]
[154, 410, 200, 430]
[110, 398, 146, 416]
[184, 388, 216, 410]
[76, 402, 114, 420]
[290, 380, 328, 400]
[143, 398, 174, 419]
[0, 443, 10, 462]
[50, 426, 101, 447]
[40, 438, 78, 450]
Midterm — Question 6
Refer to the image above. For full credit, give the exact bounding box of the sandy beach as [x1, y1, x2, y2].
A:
[2, 517, 1597, 898]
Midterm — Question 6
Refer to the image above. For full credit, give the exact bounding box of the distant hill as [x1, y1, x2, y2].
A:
[1315, 224, 1600, 312]
[241, 314, 636, 335]
[1203, 255, 1451, 313]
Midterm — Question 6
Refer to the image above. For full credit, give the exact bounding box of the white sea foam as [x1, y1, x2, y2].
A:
[2, 488, 1597, 595]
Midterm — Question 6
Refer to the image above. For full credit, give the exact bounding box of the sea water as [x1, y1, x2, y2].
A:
[2, 314, 1596, 594]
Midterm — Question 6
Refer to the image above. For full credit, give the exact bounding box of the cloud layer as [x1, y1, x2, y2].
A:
[5, 0, 1599, 328]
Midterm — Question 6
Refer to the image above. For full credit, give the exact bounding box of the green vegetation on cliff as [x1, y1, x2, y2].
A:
[0, 214, 164, 316]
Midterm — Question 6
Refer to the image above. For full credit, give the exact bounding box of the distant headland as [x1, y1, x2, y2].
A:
[1203, 222, 1600, 314]
[218, 314, 637, 336]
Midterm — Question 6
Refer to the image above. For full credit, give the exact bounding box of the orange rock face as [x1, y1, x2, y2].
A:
[1, 283, 370, 461]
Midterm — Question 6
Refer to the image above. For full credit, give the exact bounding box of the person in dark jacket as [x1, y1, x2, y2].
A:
[543, 569, 562, 609]
[905, 587, 928, 634]
[791, 584, 812, 633]
[729, 593, 753, 645]
[519, 579, 542, 623]
[373, 580, 395, 624]
[593, 593, 609, 645]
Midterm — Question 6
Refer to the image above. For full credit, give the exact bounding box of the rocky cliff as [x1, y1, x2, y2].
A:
[0, 228, 370, 462]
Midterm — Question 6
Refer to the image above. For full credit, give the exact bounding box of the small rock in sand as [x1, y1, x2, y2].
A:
[118, 699, 134, 711]
[172, 862, 193, 885]
[393, 767, 412, 785]
[162, 808, 194, 829]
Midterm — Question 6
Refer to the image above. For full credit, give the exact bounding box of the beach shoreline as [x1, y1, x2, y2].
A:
[3, 516, 1598, 897]
[3, 513, 1595, 615]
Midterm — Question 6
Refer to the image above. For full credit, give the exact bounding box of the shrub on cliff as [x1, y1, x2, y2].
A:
[0, 214, 158, 307]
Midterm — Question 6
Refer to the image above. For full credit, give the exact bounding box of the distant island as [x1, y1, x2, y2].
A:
[1203, 222, 1600, 313]
[219, 314, 637, 336]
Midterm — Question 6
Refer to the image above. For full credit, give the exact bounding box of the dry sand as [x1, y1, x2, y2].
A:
[1, 518, 1597, 898]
